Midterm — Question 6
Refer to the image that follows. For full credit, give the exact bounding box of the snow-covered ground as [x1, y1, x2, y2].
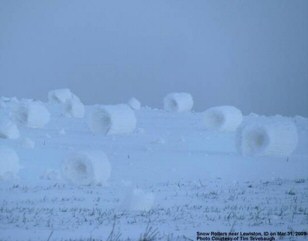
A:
[1, 101, 308, 240]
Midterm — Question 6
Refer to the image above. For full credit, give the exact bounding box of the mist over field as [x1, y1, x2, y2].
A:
[1, 2, 308, 240]
[1, 0, 308, 116]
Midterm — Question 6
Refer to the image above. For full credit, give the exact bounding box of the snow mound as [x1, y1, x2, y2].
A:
[203, 106, 243, 131]
[13, 100, 50, 128]
[128, 97, 141, 110]
[58, 129, 66, 135]
[124, 188, 155, 211]
[237, 120, 298, 157]
[0, 116, 20, 139]
[48, 89, 73, 104]
[294, 115, 308, 131]
[0, 147, 21, 180]
[40, 169, 61, 181]
[151, 137, 166, 145]
[164, 92, 193, 112]
[20, 137, 35, 149]
[88, 104, 137, 135]
[61, 151, 111, 185]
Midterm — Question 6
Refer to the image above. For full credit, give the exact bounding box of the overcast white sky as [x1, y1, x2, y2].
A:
[0, 0, 307, 116]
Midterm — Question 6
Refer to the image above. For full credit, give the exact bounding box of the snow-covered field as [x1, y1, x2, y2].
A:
[1, 95, 308, 241]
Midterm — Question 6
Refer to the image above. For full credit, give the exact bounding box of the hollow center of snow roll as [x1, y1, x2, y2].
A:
[169, 99, 178, 111]
[75, 162, 87, 174]
[65, 155, 94, 185]
[205, 111, 225, 129]
[65, 102, 73, 112]
[16, 106, 29, 124]
[73, 159, 89, 178]
[244, 128, 268, 154]
[92, 110, 112, 134]
[100, 112, 112, 134]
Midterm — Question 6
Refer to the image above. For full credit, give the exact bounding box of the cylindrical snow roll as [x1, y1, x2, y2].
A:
[128, 97, 141, 110]
[0, 147, 21, 180]
[64, 95, 85, 118]
[48, 89, 73, 104]
[13, 100, 50, 128]
[61, 151, 111, 185]
[0, 116, 20, 139]
[237, 120, 298, 157]
[48, 89, 85, 118]
[203, 106, 243, 131]
[88, 104, 137, 135]
[164, 92, 193, 112]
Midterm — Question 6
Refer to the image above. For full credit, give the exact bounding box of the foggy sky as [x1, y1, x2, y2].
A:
[1, 0, 308, 116]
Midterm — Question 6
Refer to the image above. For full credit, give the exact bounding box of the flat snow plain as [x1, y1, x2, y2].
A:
[1, 106, 308, 240]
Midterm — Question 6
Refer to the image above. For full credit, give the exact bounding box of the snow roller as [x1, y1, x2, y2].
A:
[88, 104, 137, 135]
[61, 151, 111, 185]
[203, 106, 243, 131]
[164, 92, 193, 112]
[237, 120, 298, 157]
[13, 100, 50, 128]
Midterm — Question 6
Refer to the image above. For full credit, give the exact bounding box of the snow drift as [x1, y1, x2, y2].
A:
[203, 106, 243, 131]
[13, 100, 50, 128]
[88, 104, 137, 135]
[0, 116, 20, 139]
[0, 147, 21, 180]
[128, 97, 141, 110]
[237, 120, 298, 157]
[61, 151, 111, 185]
[164, 93, 193, 112]
[124, 188, 155, 211]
